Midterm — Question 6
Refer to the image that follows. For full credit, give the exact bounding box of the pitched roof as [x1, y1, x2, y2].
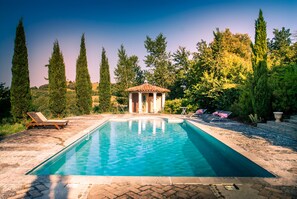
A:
[125, 83, 170, 93]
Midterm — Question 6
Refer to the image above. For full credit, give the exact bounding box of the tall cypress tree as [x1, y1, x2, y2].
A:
[75, 34, 92, 114]
[48, 40, 67, 117]
[99, 48, 111, 112]
[251, 10, 270, 119]
[10, 19, 32, 120]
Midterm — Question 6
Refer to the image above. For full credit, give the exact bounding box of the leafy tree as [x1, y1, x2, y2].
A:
[144, 33, 174, 88]
[186, 29, 252, 111]
[114, 45, 143, 104]
[0, 83, 11, 121]
[131, 55, 145, 85]
[10, 19, 32, 120]
[251, 10, 270, 119]
[269, 27, 293, 65]
[75, 34, 92, 114]
[99, 48, 111, 112]
[48, 41, 67, 117]
[170, 46, 191, 99]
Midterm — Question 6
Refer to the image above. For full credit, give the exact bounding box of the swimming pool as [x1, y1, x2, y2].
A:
[28, 118, 274, 177]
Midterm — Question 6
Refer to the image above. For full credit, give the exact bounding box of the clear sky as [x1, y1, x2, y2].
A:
[0, 0, 296, 87]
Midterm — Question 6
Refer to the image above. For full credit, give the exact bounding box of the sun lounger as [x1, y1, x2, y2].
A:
[26, 112, 69, 130]
[202, 110, 232, 122]
[190, 109, 207, 118]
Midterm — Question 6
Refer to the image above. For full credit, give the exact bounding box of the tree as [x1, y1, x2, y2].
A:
[75, 34, 92, 114]
[251, 9, 270, 119]
[48, 41, 67, 117]
[186, 29, 252, 111]
[114, 45, 143, 104]
[269, 27, 293, 65]
[10, 19, 31, 120]
[0, 83, 11, 121]
[144, 33, 174, 88]
[170, 46, 191, 99]
[99, 48, 111, 112]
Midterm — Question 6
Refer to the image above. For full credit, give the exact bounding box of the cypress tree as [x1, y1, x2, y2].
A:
[10, 19, 32, 120]
[252, 9, 268, 66]
[251, 10, 270, 119]
[75, 34, 92, 114]
[48, 40, 67, 117]
[99, 48, 111, 112]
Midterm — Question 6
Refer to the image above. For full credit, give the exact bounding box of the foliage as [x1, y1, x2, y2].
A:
[31, 88, 79, 117]
[248, 114, 262, 124]
[144, 33, 174, 88]
[99, 48, 111, 112]
[186, 28, 252, 111]
[0, 83, 11, 122]
[250, 10, 270, 120]
[164, 99, 182, 114]
[10, 19, 32, 121]
[92, 105, 100, 113]
[75, 34, 92, 114]
[67, 81, 75, 90]
[268, 27, 293, 66]
[31, 89, 51, 117]
[66, 91, 79, 116]
[114, 45, 143, 105]
[251, 9, 268, 66]
[231, 75, 254, 121]
[268, 64, 297, 113]
[0, 123, 25, 137]
[169, 46, 191, 99]
[252, 61, 270, 119]
[48, 40, 67, 117]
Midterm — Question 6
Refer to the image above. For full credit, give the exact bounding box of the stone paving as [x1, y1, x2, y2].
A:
[0, 114, 297, 199]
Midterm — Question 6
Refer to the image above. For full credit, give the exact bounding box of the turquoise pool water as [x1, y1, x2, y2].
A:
[29, 119, 274, 177]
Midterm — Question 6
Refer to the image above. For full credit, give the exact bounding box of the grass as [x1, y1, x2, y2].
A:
[0, 123, 26, 137]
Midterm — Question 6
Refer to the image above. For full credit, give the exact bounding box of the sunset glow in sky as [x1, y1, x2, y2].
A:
[0, 0, 296, 87]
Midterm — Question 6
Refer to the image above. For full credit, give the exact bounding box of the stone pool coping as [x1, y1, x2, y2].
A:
[1, 114, 297, 198]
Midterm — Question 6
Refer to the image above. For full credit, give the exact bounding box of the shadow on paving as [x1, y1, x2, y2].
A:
[191, 118, 297, 152]
[25, 175, 69, 198]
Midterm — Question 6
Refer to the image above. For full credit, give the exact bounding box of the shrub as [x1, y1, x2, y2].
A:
[164, 99, 182, 114]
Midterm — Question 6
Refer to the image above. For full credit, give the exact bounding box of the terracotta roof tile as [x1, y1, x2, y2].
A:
[125, 83, 170, 93]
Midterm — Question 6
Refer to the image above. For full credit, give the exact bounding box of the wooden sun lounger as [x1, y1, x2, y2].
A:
[26, 112, 69, 130]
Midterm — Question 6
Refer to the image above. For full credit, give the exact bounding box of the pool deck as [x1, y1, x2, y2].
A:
[0, 114, 297, 198]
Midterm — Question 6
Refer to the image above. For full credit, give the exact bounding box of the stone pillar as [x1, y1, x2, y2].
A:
[138, 92, 142, 113]
[161, 93, 166, 111]
[129, 93, 132, 113]
[153, 92, 157, 113]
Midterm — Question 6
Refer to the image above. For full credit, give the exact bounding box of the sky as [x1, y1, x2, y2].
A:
[0, 0, 296, 87]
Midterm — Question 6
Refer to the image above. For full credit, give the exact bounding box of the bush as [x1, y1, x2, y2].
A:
[269, 64, 297, 114]
[0, 123, 25, 137]
[164, 99, 182, 114]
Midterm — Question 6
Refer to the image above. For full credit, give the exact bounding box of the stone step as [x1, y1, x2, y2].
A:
[267, 121, 297, 131]
[257, 123, 297, 141]
[290, 119, 297, 124]
[289, 118, 297, 124]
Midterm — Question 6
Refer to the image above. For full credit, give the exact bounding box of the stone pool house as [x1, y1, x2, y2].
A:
[125, 82, 170, 113]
